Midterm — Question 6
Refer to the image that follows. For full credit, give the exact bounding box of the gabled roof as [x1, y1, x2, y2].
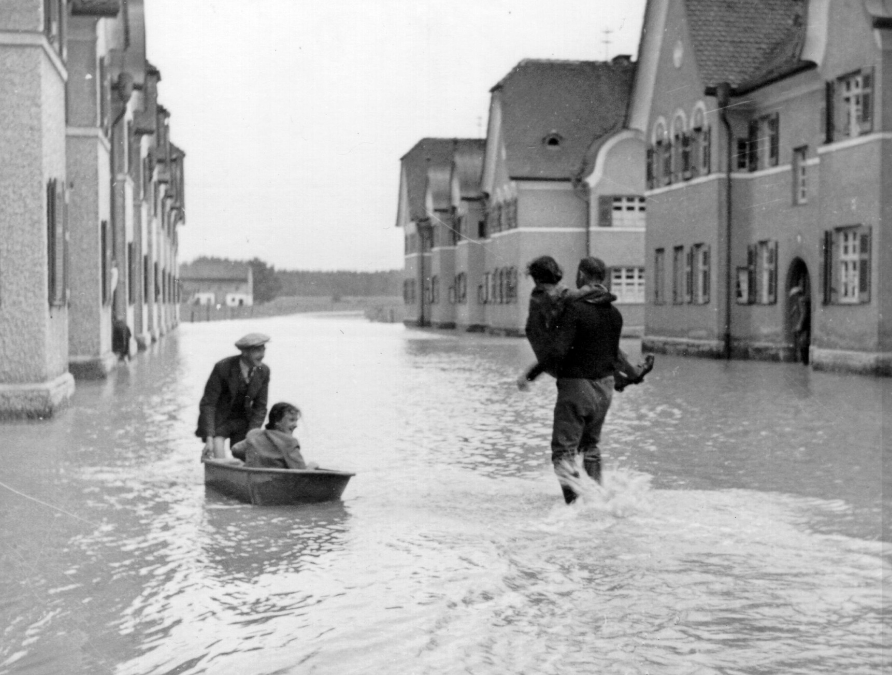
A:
[451, 140, 486, 200]
[180, 259, 250, 281]
[398, 138, 483, 224]
[492, 59, 635, 180]
[685, 0, 809, 89]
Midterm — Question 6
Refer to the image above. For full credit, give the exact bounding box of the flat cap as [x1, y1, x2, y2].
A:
[235, 333, 270, 349]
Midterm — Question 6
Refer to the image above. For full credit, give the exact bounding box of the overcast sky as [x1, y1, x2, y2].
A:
[144, 0, 646, 272]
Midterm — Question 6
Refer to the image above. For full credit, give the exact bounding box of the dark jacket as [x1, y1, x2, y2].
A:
[195, 355, 270, 440]
[542, 285, 623, 380]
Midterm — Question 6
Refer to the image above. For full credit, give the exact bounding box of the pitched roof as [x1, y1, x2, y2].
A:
[451, 139, 486, 200]
[180, 259, 250, 281]
[685, 0, 809, 89]
[399, 138, 483, 223]
[493, 59, 635, 180]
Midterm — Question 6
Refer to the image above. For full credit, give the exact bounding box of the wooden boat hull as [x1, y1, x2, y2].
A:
[203, 459, 354, 506]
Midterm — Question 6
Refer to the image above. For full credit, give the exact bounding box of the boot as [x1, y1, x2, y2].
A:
[560, 484, 578, 504]
[583, 458, 601, 485]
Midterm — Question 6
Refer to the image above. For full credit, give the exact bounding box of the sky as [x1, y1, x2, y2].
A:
[144, 0, 647, 272]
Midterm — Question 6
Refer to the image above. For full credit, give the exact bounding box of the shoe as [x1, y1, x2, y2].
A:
[561, 484, 578, 504]
[639, 354, 655, 379]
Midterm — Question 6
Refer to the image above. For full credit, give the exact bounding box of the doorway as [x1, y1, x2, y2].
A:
[785, 259, 811, 364]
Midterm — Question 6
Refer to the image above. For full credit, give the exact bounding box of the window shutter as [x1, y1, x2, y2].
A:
[703, 245, 710, 303]
[685, 248, 693, 303]
[703, 126, 711, 175]
[646, 147, 654, 189]
[748, 120, 759, 171]
[767, 240, 778, 304]
[820, 230, 834, 304]
[825, 81, 835, 143]
[858, 226, 871, 302]
[747, 244, 757, 304]
[769, 114, 779, 167]
[861, 67, 874, 132]
[598, 196, 613, 227]
[62, 182, 69, 304]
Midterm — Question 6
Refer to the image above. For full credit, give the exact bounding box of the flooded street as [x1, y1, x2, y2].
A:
[1, 313, 889, 674]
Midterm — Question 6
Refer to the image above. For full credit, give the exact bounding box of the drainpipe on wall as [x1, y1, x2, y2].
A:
[571, 174, 591, 256]
[715, 82, 734, 361]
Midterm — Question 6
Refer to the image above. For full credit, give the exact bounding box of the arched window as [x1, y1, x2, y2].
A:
[673, 115, 687, 182]
[691, 105, 711, 177]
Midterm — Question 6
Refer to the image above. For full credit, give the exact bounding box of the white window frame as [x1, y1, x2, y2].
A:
[610, 267, 645, 304]
[793, 146, 808, 205]
[839, 229, 860, 303]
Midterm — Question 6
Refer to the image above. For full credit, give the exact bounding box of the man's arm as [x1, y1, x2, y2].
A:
[199, 363, 227, 439]
[248, 368, 270, 430]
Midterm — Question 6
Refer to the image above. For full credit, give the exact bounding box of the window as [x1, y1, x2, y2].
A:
[505, 199, 518, 230]
[127, 243, 136, 305]
[740, 240, 778, 305]
[599, 196, 646, 228]
[672, 246, 684, 304]
[143, 255, 150, 302]
[506, 267, 518, 303]
[690, 107, 711, 178]
[823, 226, 871, 304]
[609, 267, 645, 304]
[46, 179, 68, 306]
[431, 276, 440, 304]
[480, 272, 491, 304]
[828, 70, 873, 141]
[672, 116, 686, 182]
[452, 213, 463, 245]
[649, 121, 671, 188]
[154, 261, 160, 301]
[478, 219, 487, 239]
[454, 273, 467, 304]
[746, 113, 780, 171]
[653, 249, 665, 304]
[692, 244, 710, 304]
[793, 147, 808, 205]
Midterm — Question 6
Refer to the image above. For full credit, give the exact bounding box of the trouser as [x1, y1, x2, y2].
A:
[550, 376, 614, 470]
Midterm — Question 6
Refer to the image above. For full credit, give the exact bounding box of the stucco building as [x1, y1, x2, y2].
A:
[180, 259, 253, 307]
[631, 0, 890, 375]
[0, 0, 186, 416]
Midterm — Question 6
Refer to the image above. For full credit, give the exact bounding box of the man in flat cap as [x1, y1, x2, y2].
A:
[196, 333, 271, 461]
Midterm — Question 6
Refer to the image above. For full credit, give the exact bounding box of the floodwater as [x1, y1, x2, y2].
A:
[1, 313, 889, 674]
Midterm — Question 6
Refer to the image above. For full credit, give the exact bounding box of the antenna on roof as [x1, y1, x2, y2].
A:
[602, 28, 612, 61]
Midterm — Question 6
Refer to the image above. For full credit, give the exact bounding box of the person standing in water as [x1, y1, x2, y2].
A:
[196, 333, 271, 461]
[530, 257, 623, 504]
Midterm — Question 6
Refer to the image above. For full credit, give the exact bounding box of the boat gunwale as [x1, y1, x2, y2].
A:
[202, 459, 355, 477]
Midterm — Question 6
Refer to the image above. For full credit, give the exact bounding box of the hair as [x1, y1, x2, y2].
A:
[577, 256, 607, 283]
[526, 256, 563, 285]
[266, 402, 301, 430]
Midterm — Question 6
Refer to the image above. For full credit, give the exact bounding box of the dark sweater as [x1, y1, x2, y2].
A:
[542, 285, 623, 380]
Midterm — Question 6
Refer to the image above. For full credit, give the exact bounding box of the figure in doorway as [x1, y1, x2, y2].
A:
[789, 286, 811, 365]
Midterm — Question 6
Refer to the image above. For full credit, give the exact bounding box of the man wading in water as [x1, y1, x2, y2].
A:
[523, 257, 624, 504]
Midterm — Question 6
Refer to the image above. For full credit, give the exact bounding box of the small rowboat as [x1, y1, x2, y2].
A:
[203, 458, 354, 506]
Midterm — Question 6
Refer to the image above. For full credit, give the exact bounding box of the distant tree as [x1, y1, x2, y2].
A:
[249, 258, 282, 304]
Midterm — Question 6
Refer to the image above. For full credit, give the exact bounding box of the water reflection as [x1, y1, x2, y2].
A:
[199, 498, 350, 580]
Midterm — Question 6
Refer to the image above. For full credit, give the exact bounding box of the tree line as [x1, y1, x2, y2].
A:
[186, 257, 402, 304]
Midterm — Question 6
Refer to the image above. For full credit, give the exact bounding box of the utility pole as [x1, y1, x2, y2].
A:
[602, 28, 612, 61]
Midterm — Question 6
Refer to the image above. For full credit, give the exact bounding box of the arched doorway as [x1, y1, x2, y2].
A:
[785, 258, 811, 364]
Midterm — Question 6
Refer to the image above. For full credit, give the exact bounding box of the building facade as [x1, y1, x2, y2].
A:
[180, 260, 253, 307]
[398, 59, 644, 337]
[0, 0, 186, 416]
[631, 0, 890, 375]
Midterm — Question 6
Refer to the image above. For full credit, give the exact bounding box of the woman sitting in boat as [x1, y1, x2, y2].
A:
[230, 402, 318, 470]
